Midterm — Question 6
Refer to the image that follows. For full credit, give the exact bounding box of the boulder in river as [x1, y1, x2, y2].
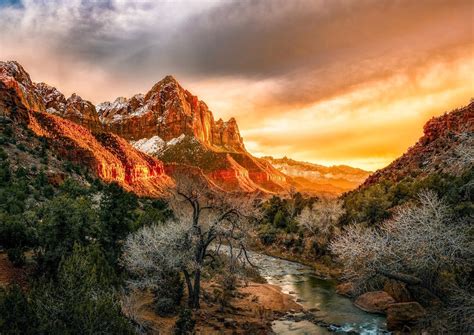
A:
[383, 279, 412, 302]
[386, 302, 426, 331]
[336, 282, 355, 297]
[354, 291, 395, 314]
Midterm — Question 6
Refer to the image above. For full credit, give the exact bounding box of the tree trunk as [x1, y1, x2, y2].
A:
[191, 269, 201, 309]
[183, 270, 194, 307]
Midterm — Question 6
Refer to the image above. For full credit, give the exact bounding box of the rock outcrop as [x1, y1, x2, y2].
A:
[34, 83, 103, 132]
[383, 279, 412, 303]
[0, 60, 172, 197]
[335, 282, 355, 298]
[29, 111, 172, 196]
[0, 61, 45, 113]
[386, 302, 426, 331]
[362, 102, 473, 188]
[354, 291, 396, 314]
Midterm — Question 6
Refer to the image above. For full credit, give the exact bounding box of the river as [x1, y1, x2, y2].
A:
[246, 251, 388, 335]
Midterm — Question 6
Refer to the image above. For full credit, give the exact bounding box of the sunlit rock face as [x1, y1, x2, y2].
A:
[0, 61, 173, 197]
[362, 101, 474, 187]
[28, 111, 173, 196]
[97, 75, 245, 152]
[0, 61, 45, 114]
[152, 134, 290, 194]
[34, 83, 103, 132]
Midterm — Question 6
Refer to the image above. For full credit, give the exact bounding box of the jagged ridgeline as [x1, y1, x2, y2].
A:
[0, 61, 294, 195]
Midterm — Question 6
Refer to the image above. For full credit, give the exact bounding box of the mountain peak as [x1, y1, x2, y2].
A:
[0, 60, 31, 83]
[161, 74, 178, 83]
[98, 74, 246, 152]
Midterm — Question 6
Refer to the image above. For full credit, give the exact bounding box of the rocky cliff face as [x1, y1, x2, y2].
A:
[362, 102, 473, 187]
[34, 83, 103, 132]
[0, 61, 45, 115]
[97, 75, 245, 152]
[153, 135, 289, 193]
[29, 111, 173, 196]
[0, 61, 172, 196]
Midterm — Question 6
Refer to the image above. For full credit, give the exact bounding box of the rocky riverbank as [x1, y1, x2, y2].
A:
[129, 280, 302, 334]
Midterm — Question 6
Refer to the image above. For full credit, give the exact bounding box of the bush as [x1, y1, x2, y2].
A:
[7, 247, 25, 267]
[99, 183, 139, 263]
[0, 286, 38, 335]
[331, 190, 472, 325]
[174, 308, 195, 335]
[36, 196, 100, 273]
[341, 170, 474, 226]
[16, 143, 26, 151]
[154, 297, 176, 317]
[258, 225, 277, 245]
[0, 213, 35, 266]
[30, 244, 134, 334]
[153, 270, 184, 316]
[285, 219, 299, 233]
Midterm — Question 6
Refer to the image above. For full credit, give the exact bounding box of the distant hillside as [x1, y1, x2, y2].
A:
[262, 156, 371, 196]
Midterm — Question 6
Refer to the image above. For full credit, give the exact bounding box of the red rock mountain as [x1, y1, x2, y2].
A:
[96, 75, 245, 152]
[361, 101, 473, 188]
[0, 61, 289, 194]
[0, 61, 172, 196]
[95, 75, 290, 193]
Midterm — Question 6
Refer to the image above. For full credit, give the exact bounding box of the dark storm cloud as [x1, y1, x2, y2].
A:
[111, 0, 472, 107]
[2, 0, 471, 105]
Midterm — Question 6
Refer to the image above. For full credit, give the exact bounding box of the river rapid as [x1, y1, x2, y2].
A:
[246, 251, 388, 335]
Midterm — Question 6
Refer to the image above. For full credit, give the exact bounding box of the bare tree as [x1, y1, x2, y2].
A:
[297, 198, 345, 238]
[123, 176, 261, 309]
[447, 132, 474, 171]
[330, 190, 472, 292]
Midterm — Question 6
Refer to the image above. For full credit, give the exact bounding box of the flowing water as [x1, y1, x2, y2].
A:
[246, 251, 388, 335]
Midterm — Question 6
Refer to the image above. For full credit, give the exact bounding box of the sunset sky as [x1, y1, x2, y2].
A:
[0, 0, 472, 171]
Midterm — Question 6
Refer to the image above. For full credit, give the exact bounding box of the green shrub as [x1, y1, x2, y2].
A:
[154, 297, 176, 317]
[16, 143, 26, 151]
[6, 248, 25, 267]
[36, 196, 100, 273]
[341, 169, 474, 226]
[273, 210, 287, 229]
[258, 225, 278, 245]
[153, 270, 183, 316]
[30, 244, 134, 334]
[174, 308, 195, 335]
[3, 125, 13, 138]
[0, 286, 38, 335]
